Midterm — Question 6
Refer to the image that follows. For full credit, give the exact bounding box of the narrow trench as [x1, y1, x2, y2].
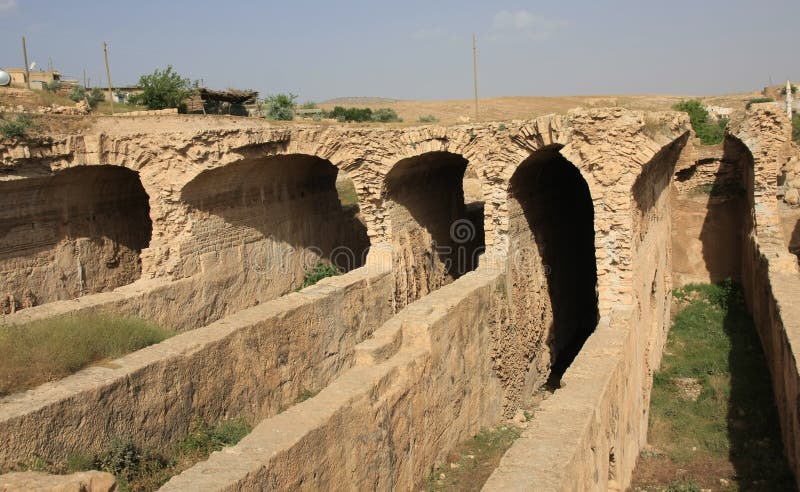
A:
[425, 148, 598, 490]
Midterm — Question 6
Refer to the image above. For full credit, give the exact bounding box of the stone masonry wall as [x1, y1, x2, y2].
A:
[0, 266, 394, 470]
[737, 104, 800, 482]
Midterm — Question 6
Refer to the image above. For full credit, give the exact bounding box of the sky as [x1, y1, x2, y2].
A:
[1, 0, 799, 102]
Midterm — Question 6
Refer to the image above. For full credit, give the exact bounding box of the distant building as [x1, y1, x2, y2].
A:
[90, 86, 143, 103]
[2, 68, 61, 86]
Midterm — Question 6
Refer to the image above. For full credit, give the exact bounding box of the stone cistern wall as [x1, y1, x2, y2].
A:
[10, 108, 788, 491]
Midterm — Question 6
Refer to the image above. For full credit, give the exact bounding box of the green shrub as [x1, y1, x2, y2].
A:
[0, 114, 34, 138]
[264, 92, 297, 120]
[371, 107, 402, 122]
[301, 262, 340, 288]
[781, 84, 798, 96]
[44, 80, 62, 92]
[672, 99, 727, 145]
[746, 97, 774, 109]
[177, 418, 251, 457]
[87, 88, 106, 108]
[418, 114, 438, 123]
[300, 101, 318, 109]
[68, 85, 87, 102]
[327, 106, 372, 122]
[127, 65, 192, 110]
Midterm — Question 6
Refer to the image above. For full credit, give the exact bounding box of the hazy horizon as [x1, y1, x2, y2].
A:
[1, 0, 798, 102]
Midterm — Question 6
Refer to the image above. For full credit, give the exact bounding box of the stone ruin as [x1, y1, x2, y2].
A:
[0, 104, 798, 491]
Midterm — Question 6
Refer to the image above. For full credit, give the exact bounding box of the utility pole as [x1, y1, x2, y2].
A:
[103, 41, 114, 114]
[21, 36, 30, 89]
[472, 33, 479, 121]
[48, 57, 53, 72]
[83, 68, 86, 87]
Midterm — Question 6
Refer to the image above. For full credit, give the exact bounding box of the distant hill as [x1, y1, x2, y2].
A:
[322, 97, 402, 105]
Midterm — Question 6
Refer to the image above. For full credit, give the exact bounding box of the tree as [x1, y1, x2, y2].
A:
[127, 66, 192, 111]
[264, 93, 297, 120]
[672, 99, 727, 145]
[87, 88, 105, 108]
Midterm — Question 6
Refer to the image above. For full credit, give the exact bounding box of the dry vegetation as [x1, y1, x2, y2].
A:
[0, 314, 173, 396]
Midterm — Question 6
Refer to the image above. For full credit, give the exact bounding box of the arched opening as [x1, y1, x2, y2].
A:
[179, 154, 369, 300]
[0, 166, 152, 313]
[500, 147, 597, 406]
[385, 151, 484, 307]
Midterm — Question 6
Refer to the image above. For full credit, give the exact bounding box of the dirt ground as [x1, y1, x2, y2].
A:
[318, 93, 761, 125]
[2, 86, 765, 140]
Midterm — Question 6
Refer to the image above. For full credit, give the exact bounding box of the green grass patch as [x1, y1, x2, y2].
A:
[793, 113, 800, 144]
[645, 280, 795, 489]
[0, 313, 174, 396]
[424, 425, 521, 491]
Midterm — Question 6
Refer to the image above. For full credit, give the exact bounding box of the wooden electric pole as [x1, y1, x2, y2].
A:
[22, 36, 30, 89]
[103, 42, 114, 114]
[472, 33, 479, 121]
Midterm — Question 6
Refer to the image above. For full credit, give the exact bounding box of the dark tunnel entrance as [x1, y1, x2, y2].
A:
[508, 148, 598, 391]
[385, 151, 485, 307]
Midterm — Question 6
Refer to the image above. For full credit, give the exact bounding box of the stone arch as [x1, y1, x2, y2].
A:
[0, 165, 152, 313]
[383, 150, 485, 307]
[177, 154, 370, 301]
[493, 145, 598, 411]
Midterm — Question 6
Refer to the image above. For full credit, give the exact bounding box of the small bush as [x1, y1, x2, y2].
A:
[672, 100, 727, 145]
[300, 101, 317, 109]
[418, 114, 438, 123]
[371, 107, 402, 122]
[746, 97, 774, 109]
[87, 88, 106, 108]
[44, 80, 62, 92]
[0, 114, 34, 138]
[301, 262, 340, 288]
[327, 106, 372, 122]
[178, 417, 251, 457]
[780, 84, 798, 96]
[264, 92, 297, 120]
[68, 85, 87, 102]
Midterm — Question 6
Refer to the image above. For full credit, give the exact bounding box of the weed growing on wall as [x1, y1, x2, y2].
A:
[301, 262, 341, 288]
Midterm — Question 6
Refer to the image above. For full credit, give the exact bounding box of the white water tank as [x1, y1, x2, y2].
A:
[0, 70, 11, 86]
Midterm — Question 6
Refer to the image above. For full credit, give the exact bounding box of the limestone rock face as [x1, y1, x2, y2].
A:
[0, 471, 117, 492]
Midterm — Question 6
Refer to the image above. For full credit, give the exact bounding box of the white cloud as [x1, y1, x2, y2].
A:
[0, 0, 17, 12]
[489, 10, 566, 41]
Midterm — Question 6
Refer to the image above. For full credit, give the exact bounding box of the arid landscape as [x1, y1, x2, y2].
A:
[2, 2, 800, 491]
